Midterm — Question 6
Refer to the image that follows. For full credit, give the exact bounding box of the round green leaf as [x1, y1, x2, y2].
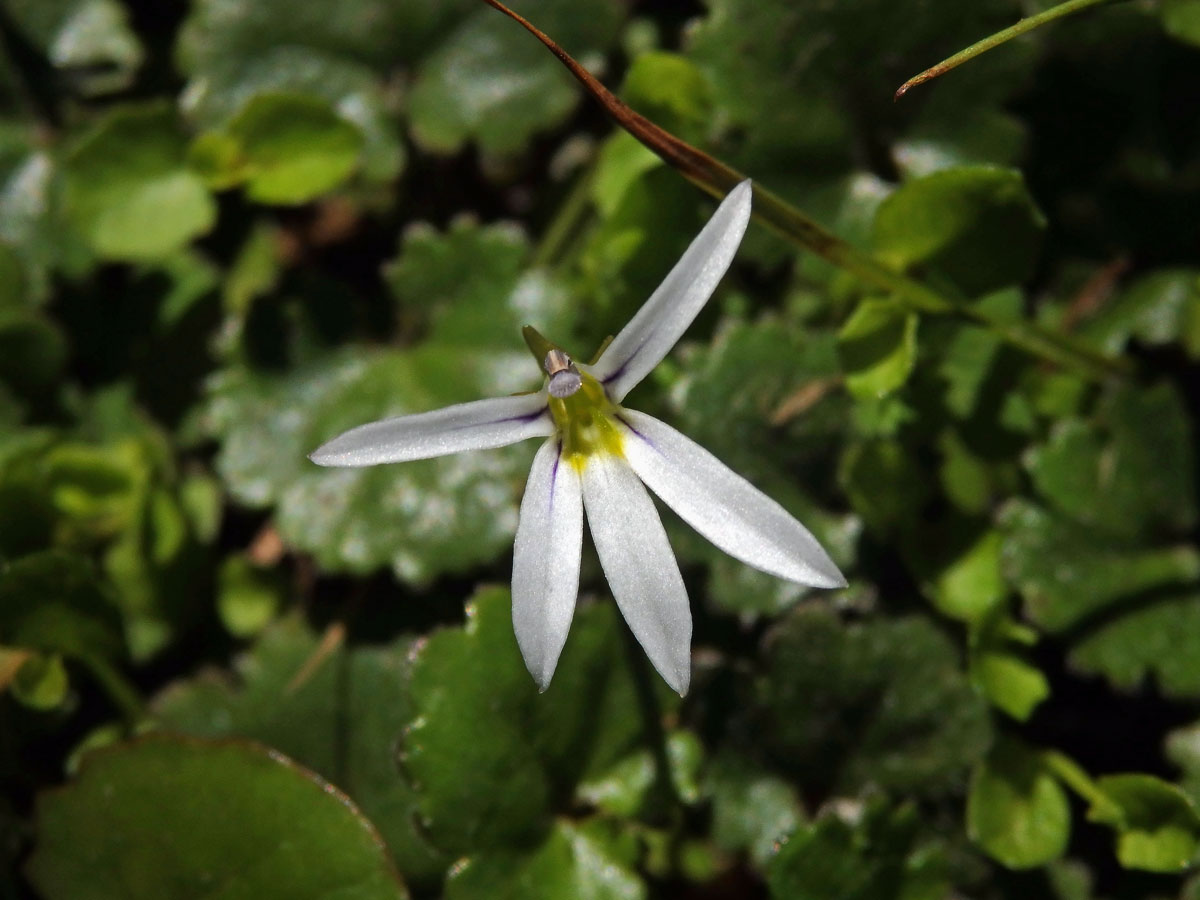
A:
[62, 104, 216, 261]
[154, 617, 446, 887]
[968, 738, 1070, 869]
[193, 93, 364, 205]
[26, 735, 408, 899]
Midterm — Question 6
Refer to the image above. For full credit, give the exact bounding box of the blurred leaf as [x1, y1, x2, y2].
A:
[177, 0, 471, 71]
[402, 588, 655, 855]
[62, 104, 216, 261]
[445, 820, 644, 900]
[1000, 500, 1200, 634]
[707, 751, 804, 868]
[0, 310, 67, 398]
[9, 651, 70, 710]
[153, 616, 446, 886]
[1088, 774, 1200, 873]
[408, 0, 623, 156]
[874, 167, 1045, 297]
[0, 550, 123, 662]
[1068, 590, 1200, 698]
[620, 51, 713, 140]
[577, 730, 704, 817]
[1025, 382, 1196, 541]
[205, 220, 573, 583]
[761, 606, 991, 795]
[215, 556, 283, 637]
[766, 801, 947, 900]
[895, 107, 1026, 179]
[3, 0, 143, 95]
[1163, 0, 1200, 47]
[1082, 269, 1200, 358]
[968, 738, 1070, 869]
[837, 298, 919, 400]
[26, 735, 409, 899]
[839, 440, 929, 535]
[181, 47, 404, 185]
[925, 528, 1006, 624]
[191, 92, 365, 204]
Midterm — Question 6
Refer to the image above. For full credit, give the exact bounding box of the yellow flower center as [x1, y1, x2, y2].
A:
[548, 371, 624, 470]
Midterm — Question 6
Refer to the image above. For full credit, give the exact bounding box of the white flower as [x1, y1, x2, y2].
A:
[309, 181, 846, 695]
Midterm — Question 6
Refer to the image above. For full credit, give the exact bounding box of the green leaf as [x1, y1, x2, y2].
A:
[967, 738, 1070, 869]
[1000, 500, 1200, 634]
[205, 220, 573, 582]
[177, 0, 469, 72]
[838, 440, 929, 535]
[761, 607, 992, 796]
[61, 104, 215, 262]
[26, 735, 409, 899]
[215, 556, 284, 637]
[1088, 774, 1200, 872]
[706, 751, 804, 868]
[191, 92, 365, 204]
[0, 551, 124, 662]
[837, 299, 919, 400]
[445, 820, 644, 900]
[10, 651, 70, 710]
[620, 51, 713, 140]
[577, 730, 704, 817]
[767, 801, 947, 900]
[972, 646, 1050, 722]
[925, 528, 1006, 624]
[1024, 382, 1196, 541]
[1081, 269, 1200, 358]
[1068, 590, 1200, 698]
[153, 616, 447, 886]
[407, 0, 624, 156]
[873, 167, 1046, 297]
[3, 0, 143, 95]
[1163, 0, 1200, 47]
[0, 310, 67, 398]
[181, 47, 404, 185]
[402, 588, 655, 855]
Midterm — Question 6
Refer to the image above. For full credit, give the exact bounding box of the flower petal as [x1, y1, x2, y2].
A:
[512, 438, 583, 690]
[308, 391, 552, 467]
[588, 180, 752, 402]
[618, 410, 847, 589]
[581, 450, 692, 695]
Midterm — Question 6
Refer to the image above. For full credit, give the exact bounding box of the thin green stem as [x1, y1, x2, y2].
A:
[481, 0, 1131, 383]
[896, 0, 1120, 99]
[532, 167, 595, 269]
[78, 653, 145, 725]
[1043, 749, 1120, 818]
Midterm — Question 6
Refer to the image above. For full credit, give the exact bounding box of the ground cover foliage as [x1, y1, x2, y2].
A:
[1, 0, 1200, 896]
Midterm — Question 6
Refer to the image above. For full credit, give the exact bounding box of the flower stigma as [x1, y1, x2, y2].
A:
[546, 368, 624, 470]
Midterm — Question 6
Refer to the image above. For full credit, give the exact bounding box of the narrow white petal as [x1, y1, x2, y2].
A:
[308, 391, 552, 467]
[618, 410, 847, 589]
[581, 451, 692, 695]
[589, 180, 752, 402]
[512, 438, 583, 690]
